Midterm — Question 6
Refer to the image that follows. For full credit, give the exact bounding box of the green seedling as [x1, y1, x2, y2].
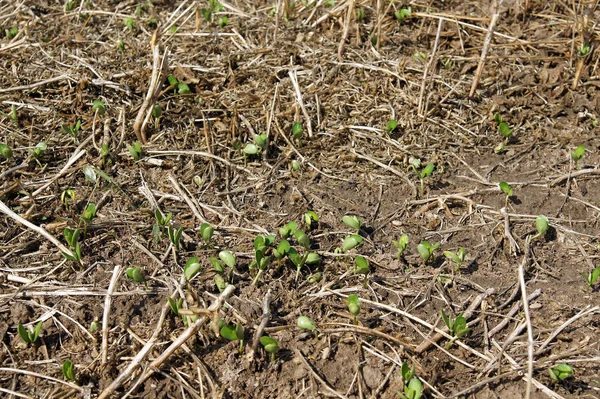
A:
[583, 267, 600, 289]
[126, 267, 147, 288]
[417, 241, 439, 264]
[243, 133, 268, 155]
[273, 239, 291, 270]
[31, 142, 47, 167]
[356, 7, 365, 22]
[571, 145, 585, 169]
[410, 158, 435, 196]
[305, 252, 321, 265]
[394, 6, 412, 23]
[304, 211, 319, 230]
[219, 250, 236, 268]
[218, 16, 228, 27]
[386, 119, 398, 133]
[100, 144, 110, 167]
[401, 361, 415, 385]
[220, 323, 244, 354]
[549, 363, 573, 382]
[152, 209, 172, 243]
[533, 215, 549, 240]
[167, 225, 184, 250]
[297, 315, 317, 336]
[392, 234, 409, 260]
[17, 321, 42, 344]
[89, 321, 100, 332]
[61, 189, 75, 208]
[214, 274, 228, 292]
[499, 181, 513, 206]
[167, 75, 191, 94]
[62, 360, 75, 381]
[124, 17, 135, 31]
[200, 223, 214, 243]
[440, 309, 469, 348]
[61, 120, 81, 142]
[494, 113, 512, 140]
[152, 104, 162, 130]
[81, 203, 96, 225]
[294, 229, 310, 250]
[117, 39, 125, 53]
[168, 297, 183, 316]
[92, 100, 106, 115]
[347, 294, 360, 325]
[342, 215, 361, 232]
[412, 51, 427, 63]
[0, 143, 12, 160]
[259, 336, 280, 361]
[339, 234, 363, 253]
[354, 256, 370, 287]
[288, 248, 305, 281]
[292, 122, 303, 143]
[128, 141, 142, 161]
[307, 272, 322, 283]
[62, 227, 82, 262]
[5, 26, 18, 39]
[443, 248, 466, 272]
[184, 256, 201, 281]
[577, 43, 591, 57]
[291, 159, 301, 171]
[82, 165, 97, 184]
[251, 248, 272, 286]
[65, 1, 75, 11]
[193, 175, 202, 188]
[398, 377, 423, 399]
[279, 221, 297, 239]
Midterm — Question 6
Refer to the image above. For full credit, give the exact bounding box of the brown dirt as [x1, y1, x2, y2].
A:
[1, 1, 600, 398]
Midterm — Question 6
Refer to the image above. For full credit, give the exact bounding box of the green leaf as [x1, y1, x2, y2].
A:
[494, 113, 503, 124]
[440, 309, 451, 331]
[210, 257, 224, 273]
[549, 364, 573, 381]
[275, 240, 291, 258]
[184, 257, 201, 281]
[177, 82, 191, 94]
[167, 75, 179, 86]
[295, 230, 310, 249]
[17, 323, 31, 343]
[214, 274, 228, 292]
[0, 143, 13, 159]
[571, 145, 585, 161]
[420, 163, 435, 179]
[243, 143, 259, 155]
[342, 234, 363, 252]
[401, 361, 414, 384]
[220, 324, 243, 341]
[83, 165, 97, 184]
[152, 104, 162, 118]
[499, 181, 513, 197]
[92, 100, 106, 115]
[406, 378, 423, 399]
[536, 215, 549, 235]
[31, 321, 42, 343]
[259, 336, 280, 354]
[342, 215, 361, 231]
[168, 297, 182, 316]
[292, 122, 303, 139]
[588, 267, 600, 286]
[498, 122, 511, 138]
[354, 256, 370, 275]
[386, 119, 398, 133]
[32, 142, 47, 159]
[219, 250, 236, 268]
[417, 241, 434, 262]
[453, 315, 469, 337]
[125, 267, 146, 284]
[393, 234, 409, 255]
[297, 316, 317, 331]
[304, 211, 319, 229]
[62, 360, 75, 380]
[288, 248, 302, 267]
[347, 294, 360, 316]
[279, 221, 297, 239]
[254, 133, 267, 149]
[82, 203, 96, 223]
[200, 223, 214, 242]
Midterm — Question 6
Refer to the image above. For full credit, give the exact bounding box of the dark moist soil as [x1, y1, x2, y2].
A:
[1, 1, 600, 398]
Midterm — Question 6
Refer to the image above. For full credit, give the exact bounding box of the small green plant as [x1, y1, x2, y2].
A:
[201, 0, 223, 23]
[338, 234, 363, 253]
[301, 211, 318, 230]
[62, 360, 75, 381]
[168, 297, 183, 316]
[89, 321, 100, 332]
[81, 203, 96, 225]
[499, 181, 513, 206]
[251, 235, 274, 285]
[356, 7, 365, 22]
[220, 323, 245, 354]
[124, 17, 135, 31]
[571, 145, 585, 169]
[347, 294, 360, 325]
[393, 234, 409, 260]
[219, 250, 236, 268]
[259, 336, 280, 361]
[100, 144, 110, 167]
[152, 209, 172, 243]
[0, 143, 12, 160]
[5, 26, 18, 39]
[92, 100, 106, 115]
[297, 315, 317, 337]
[440, 309, 469, 348]
[410, 158, 435, 196]
[549, 363, 574, 382]
[533, 215, 549, 240]
[398, 361, 422, 399]
[62, 120, 81, 142]
[184, 256, 201, 281]
[126, 267, 148, 288]
[17, 321, 42, 344]
[117, 39, 125, 53]
[167, 75, 191, 95]
[279, 221, 297, 239]
[386, 119, 398, 133]
[583, 267, 600, 289]
[354, 256, 370, 287]
[342, 215, 361, 232]
[31, 142, 47, 167]
[443, 248, 466, 272]
[200, 223, 214, 243]
[417, 241, 439, 264]
[152, 104, 162, 130]
[128, 141, 142, 161]
[65, 1, 75, 11]
[243, 133, 268, 156]
[394, 6, 412, 23]
[577, 43, 591, 57]
[61, 189, 75, 208]
[291, 159, 301, 171]
[217, 16, 228, 27]
[273, 239, 291, 270]
[292, 122, 303, 144]
[167, 225, 184, 250]
[62, 227, 82, 262]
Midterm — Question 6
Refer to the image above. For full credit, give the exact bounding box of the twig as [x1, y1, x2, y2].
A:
[488, 288, 542, 338]
[469, 1, 501, 97]
[102, 265, 121, 364]
[337, 0, 354, 61]
[418, 18, 443, 116]
[147, 150, 254, 175]
[295, 349, 349, 399]
[351, 150, 417, 198]
[0, 74, 74, 93]
[550, 167, 600, 186]
[0, 200, 74, 257]
[288, 69, 313, 138]
[535, 305, 599, 356]
[0, 367, 83, 392]
[168, 174, 207, 224]
[518, 237, 533, 399]
[501, 207, 519, 255]
[247, 288, 271, 360]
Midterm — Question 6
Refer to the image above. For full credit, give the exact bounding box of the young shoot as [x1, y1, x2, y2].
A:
[354, 255, 370, 287]
[184, 257, 201, 281]
[259, 336, 280, 361]
[549, 363, 573, 382]
[499, 181, 513, 206]
[386, 119, 398, 133]
[92, 100, 106, 116]
[440, 309, 469, 348]
[62, 227, 82, 262]
[31, 142, 47, 167]
[243, 133, 268, 156]
[62, 360, 75, 381]
[168, 297, 183, 316]
[152, 104, 162, 130]
[17, 321, 43, 344]
[62, 120, 81, 142]
[279, 221, 297, 239]
[583, 267, 600, 290]
[571, 145, 585, 169]
[394, 6, 412, 23]
[297, 315, 317, 338]
[342, 215, 361, 232]
[61, 189, 75, 208]
[167, 75, 191, 95]
[443, 248, 466, 272]
[533, 215, 549, 240]
[338, 234, 363, 253]
[219, 250, 236, 268]
[200, 223, 214, 243]
[410, 157, 435, 196]
[347, 294, 360, 325]
[0, 143, 12, 160]
[217, 16, 228, 27]
[81, 203, 96, 225]
[304, 210, 319, 230]
[292, 122, 303, 144]
[167, 225, 184, 250]
[126, 267, 148, 289]
[220, 323, 245, 355]
[251, 242, 273, 286]
[398, 378, 423, 399]
[128, 141, 142, 161]
[393, 234, 409, 260]
[417, 241, 439, 264]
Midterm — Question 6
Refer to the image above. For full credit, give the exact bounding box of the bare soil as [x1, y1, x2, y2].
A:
[1, 1, 600, 398]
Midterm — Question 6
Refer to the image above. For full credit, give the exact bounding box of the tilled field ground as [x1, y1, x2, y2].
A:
[1, 1, 600, 398]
